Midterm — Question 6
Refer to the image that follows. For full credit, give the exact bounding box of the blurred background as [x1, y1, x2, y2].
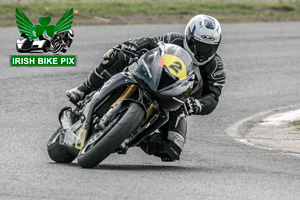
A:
[1, 0, 300, 27]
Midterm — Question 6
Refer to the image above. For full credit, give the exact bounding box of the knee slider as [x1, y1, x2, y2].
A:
[163, 131, 186, 160]
[86, 70, 105, 91]
[163, 141, 182, 160]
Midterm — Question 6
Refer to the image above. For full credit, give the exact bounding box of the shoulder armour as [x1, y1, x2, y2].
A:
[207, 54, 226, 80]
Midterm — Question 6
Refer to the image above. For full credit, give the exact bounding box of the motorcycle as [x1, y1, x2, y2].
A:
[50, 32, 72, 53]
[47, 42, 198, 168]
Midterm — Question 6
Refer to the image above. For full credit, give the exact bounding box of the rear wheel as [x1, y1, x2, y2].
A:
[47, 126, 76, 163]
[42, 41, 50, 52]
[77, 103, 145, 168]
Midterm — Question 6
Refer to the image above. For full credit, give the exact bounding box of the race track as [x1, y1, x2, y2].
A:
[0, 22, 300, 200]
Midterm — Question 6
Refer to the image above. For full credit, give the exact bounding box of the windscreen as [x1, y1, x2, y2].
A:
[129, 48, 162, 91]
[129, 43, 193, 92]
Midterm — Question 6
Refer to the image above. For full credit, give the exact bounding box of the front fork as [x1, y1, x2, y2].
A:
[109, 84, 157, 121]
[96, 84, 158, 131]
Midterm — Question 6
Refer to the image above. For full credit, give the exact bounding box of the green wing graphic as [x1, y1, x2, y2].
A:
[16, 8, 37, 40]
[55, 8, 73, 33]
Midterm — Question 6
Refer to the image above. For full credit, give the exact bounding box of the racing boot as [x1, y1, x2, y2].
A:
[66, 82, 91, 103]
[138, 133, 165, 156]
[66, 68, 105, 103]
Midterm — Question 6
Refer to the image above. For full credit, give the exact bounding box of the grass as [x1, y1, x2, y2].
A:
[291, 120, 300, 131]
[1, 1, 300, 26]
[291, 120, 300, 126]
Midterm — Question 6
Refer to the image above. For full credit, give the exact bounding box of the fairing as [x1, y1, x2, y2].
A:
[129, 43, 196, 110]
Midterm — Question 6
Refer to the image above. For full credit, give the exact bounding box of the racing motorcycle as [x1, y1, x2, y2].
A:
[47, 42, 198, 168]
[50, 30, 73, 53]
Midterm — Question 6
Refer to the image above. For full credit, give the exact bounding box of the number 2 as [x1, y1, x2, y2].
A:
[169, 61, 182, 74]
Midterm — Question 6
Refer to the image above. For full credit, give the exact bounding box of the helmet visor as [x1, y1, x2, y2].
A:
[68, 30, 74, 38]
[193, 39, 219, 62]
[186, 28, 219, 62]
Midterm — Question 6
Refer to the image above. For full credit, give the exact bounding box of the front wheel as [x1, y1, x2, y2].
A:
[52, 42, 62, 53]
[77, 103, 145, 168]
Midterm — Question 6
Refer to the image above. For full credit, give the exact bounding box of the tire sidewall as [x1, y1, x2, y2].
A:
[77, 103, 145, 168]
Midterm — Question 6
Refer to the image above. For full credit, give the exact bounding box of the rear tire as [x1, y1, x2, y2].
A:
[77, 103, 145, 168]
[42, 41, 50, 52]
[47, 126, 76, 163]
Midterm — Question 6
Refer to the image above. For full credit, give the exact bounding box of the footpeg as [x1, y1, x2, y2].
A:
[117, 139, 129, 154]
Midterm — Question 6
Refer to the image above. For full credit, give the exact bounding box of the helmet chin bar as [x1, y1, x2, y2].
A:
[195, 55, 205, 63]
[183, 39, 214, 66]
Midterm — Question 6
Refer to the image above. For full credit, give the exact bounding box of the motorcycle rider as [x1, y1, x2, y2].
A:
[51, 29, 74, 53]
[67, 15, 226, 161]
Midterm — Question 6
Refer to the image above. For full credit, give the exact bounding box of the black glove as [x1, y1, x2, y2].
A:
[121, 40, 141, 56]
[121, 37, 151, 57]
[185, 97, 202, 115]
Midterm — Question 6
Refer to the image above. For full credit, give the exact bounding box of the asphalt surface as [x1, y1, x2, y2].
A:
[1, 22, 300, 200]
[242, 108, 300, 154]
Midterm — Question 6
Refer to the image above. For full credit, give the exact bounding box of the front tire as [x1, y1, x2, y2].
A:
[77, 103, 145, 168]
[47, 126, 76, 163]
[52, 43, 62, 53]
